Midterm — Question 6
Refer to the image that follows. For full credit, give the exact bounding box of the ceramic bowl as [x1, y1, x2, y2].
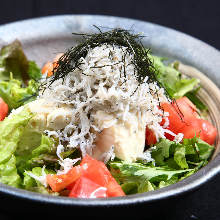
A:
[0, 15, 220, 216]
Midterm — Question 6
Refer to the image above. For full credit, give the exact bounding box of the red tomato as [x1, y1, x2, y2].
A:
[97, 161, 125, 197]
[145, 127, 157, 145]
[41, 53, 63, 77]
[66, 181, 76, 191]
[48, 155, 124, 197]
[0, 98, 8, 121]
[42, 62, 54, 77]
[160, 97, 217, 145]
[147, 97, 197, 143]
[106, 176, 125, 197]
[80, 155, 109, 187]
[79, 155, 125, 197]
[160, 102, 188, 134]
[172, 97, 198, 118]
[200, 119, 217, 145]
[69, 177, 107, 198]
[180, 118, 205, 140]
[181, 118, 217, 145]
[47, 165, 82, 192]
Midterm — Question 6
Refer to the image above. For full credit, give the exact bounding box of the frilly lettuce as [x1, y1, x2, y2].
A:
[0, 40, 41, 81]
[0, 106, 59, 191]
[0, 73, 38, 110]
[23, 167, 56, 194]
[0, 108, 33, 187]
[109, 137, 214, 195]
[16, 134, 58, 175]
[109, 161, 191, 194]
[0, 155, 21, 187]
[0, 40, 41, 111]
[0, 108, 33, 164]
[149, 55, 199, 99]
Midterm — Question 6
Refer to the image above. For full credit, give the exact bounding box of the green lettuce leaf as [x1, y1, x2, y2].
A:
[138, 179, 155, 193]
[16, 134, 58, 174]
[110, 161, 192, 195]
[31, 135, 55, 156]
[0, 108, 33, 164]
[158, 176, 179, 189]
[0, 108, 33, 188]
[0, 40, 40, 110]
[151, 137, 214, 170]
[0, 73, 38, 110]
[0, 40, 29, 81]
[0, 40, 41, 81]
[28, 61, 41, 80]
[173, 78, 199, 99]
[121, 182, 139, 194]
[23, 167, 56, 194]
[174, 145, 188, 169]
[151, 138, 172, 165]
[183, 137, 214, 161]
[149, 55, 199, 99]
[185, 88, 208, 111]
[121, 179, 155, 194]
[26, 135, 58, 169]
[110, 162, 191, 183]
[0, 155, 21, 187]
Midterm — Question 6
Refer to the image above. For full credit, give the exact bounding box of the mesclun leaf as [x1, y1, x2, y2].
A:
[151, 137, 214, 170]
[174, 145, 188, 169]
[0, 41, 40, 110]
[185, 88, 208, 111]
[138, 180, 154, 193]
[0, 40, 29, 81]
[195, 139, 214, 160]
[110, 161, 193, 195]
[28, 61, 41, 80]
[149, 54, 180, 97]
[149, 54, 200, 99]
[173, 78, 200, 99]
[151, 138, 173, 165]
[16, 134, 58, 174]
[0, 73, 38, 110]
[0, 108, 33, 164]
[109, 136, 214, 195]
[0, 155, 21, 187]
[23, 167, 56, 194]
[0, 40, 41, 82]
[121, 182, 138, 194]
[31, 135, 55, 157]
[166, 158, 181, 170]
[183, 137, 214, 161]
[27, 138, 58, 169]
[158, 176, 179, 189]
[110, 161, 192, 185]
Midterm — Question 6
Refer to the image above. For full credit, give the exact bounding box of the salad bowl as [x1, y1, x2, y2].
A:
[0, 15, 220, 216]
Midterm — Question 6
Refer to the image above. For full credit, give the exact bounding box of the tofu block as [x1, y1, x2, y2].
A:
[27, 99, 72, 131]
[92, 111, 145, 162]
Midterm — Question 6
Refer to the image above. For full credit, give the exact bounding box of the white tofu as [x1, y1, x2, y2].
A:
[27, 99, 72, 131]
[47, 108, 72, 130]
[92, 111, 146, 162]
[29, 113, 47, 132]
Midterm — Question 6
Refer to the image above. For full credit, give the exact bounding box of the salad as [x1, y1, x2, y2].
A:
[0, 29, 217, 198]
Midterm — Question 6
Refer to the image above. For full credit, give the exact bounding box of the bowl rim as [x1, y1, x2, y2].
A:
[0, 14, 220, 207]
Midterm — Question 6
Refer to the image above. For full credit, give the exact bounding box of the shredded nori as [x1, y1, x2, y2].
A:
[49, 28, 160, 87]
